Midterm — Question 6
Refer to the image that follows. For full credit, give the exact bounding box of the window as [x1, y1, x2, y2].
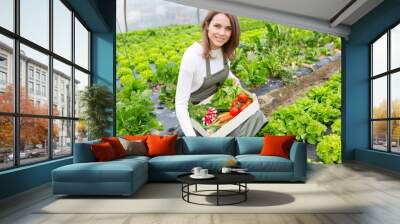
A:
[36, 83, 40, 95]
[0, 34, 13, 113]
[0, 71, 6, 85]
[0, 54, 7, 87]
[53, 0, 72, 60]
[371, 23, 400, 154]
[28, 81, 34, 94]
[41, 73, 46, 83]
[42, 85, 46, 97]
[28, 67, 34, 80]
[35, 70, 41, 81]
[0, 0, 14, 32]
[0, 0, 91, 170]
[75, 18, 89, 70]
[0, 55, 7, 67]
[53, 59, 72, 117]
[20, 0, 49, 49]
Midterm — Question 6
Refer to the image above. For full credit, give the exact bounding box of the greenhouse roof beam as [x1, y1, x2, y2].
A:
[330, 0, 368, 28]
[167, 0, 383, 38]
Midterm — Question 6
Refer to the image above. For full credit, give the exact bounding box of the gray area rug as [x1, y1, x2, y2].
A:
[37, 183, 362, 214]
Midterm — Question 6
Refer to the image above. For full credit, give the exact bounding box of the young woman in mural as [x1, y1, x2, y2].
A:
[175, 11, 266, 136]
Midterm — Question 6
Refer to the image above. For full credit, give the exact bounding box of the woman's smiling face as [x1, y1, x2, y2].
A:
[207, 13, 232, 49]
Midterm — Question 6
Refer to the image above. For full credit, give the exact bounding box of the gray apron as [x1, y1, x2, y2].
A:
[189, 57, 267, 137]
[190, 57, 229, 104]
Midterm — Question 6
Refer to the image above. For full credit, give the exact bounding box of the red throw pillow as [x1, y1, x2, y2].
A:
[101, 137, 126, 158]
[260, 135, 296, 159]
[91, 142, 118, 162]
[146, 135, 177, 157]
[124, 135, 148, 141]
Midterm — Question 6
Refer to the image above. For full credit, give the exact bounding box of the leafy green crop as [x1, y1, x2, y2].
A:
[332, 118, 341, 135]
[116, 89, 162, 135]
[210, 79, 241, 111]
[316, 134, 342, 164]
[257, 72, 341, 146]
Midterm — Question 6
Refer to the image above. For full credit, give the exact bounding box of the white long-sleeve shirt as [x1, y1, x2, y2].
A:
[175, 42, 239, 136]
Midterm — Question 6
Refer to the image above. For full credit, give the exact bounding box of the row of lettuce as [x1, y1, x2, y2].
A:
[116, 17, 340, 110]
[257, 72, 342, 164]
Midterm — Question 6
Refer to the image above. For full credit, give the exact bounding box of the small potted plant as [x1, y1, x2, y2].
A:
[79, 84, 113, 140]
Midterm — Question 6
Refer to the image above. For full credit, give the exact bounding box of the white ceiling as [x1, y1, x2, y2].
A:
[166, 0, 384, 38]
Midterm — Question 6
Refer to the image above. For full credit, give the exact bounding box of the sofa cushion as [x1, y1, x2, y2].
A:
[91, 142, 118, 161]
[52, 159, 147, 183]
[73, 139, 100, 163]
[101, 137, 127, 158]
[119, 138, 147, 156]
[260, 135, 296, 159]
[181, 137, 235, 155]
[147, 135, 177, 157]
[148, 154, 235, 172]
[236, 155, 293, 172]
[235, 137, 263, 155]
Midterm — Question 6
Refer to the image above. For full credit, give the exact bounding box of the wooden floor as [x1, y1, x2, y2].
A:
[1, 162, 400, 224]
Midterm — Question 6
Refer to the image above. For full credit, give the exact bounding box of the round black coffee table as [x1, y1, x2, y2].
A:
[177, 172, 255, 206]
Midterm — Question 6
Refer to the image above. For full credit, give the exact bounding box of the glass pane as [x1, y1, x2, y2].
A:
[75, 120, 88, 143]
[74, 18, 89, 70]
[53, 59, 72, 117]
[0, 0, 14, 31]
[372, 77, 387, 119]
[20, 117, 49, 165]
[20, 44, 49, 115]
[391, 72, 400, 118]
[53, 119, 72, 158]
[74, 69, 89, 118]
[20, 0, 49, 49]
[53, 0, 72, 60]
[372, 33, 387, 76]
[0, 35, 14, 113]
[372, 121, 388, 151]
[392, 24, 400, 70]
[391, 120, 400, 153]
[0, 116, 13, 170]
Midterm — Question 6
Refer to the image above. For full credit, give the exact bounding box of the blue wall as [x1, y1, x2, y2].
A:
[0, 0, 116, 200]
[344, 0, 400, 171]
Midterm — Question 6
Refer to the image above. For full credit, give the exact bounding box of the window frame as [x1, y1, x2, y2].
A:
[370, 20, 400, 154]
[0, 0, 92, 171]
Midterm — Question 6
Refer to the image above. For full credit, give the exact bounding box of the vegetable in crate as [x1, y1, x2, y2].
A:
[229, 91, 252, 117]
[210, 79, 241, 111]
[202, 107, 218, 126]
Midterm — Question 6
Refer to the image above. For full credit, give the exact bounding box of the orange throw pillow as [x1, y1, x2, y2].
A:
[146, 135, 177, 157]
[260, 135, 296, 159]
[124, 135, 148, 141]
[91, 142, 117, 161]
[101, 137, 126, 158]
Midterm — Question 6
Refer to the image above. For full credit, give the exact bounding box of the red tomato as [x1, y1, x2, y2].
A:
[229, 106, 240, 117]
[239, 100, 252, 112]
[237, 92, 249, 103]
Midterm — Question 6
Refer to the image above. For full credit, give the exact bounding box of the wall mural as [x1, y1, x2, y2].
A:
[116, 13, 342, 164]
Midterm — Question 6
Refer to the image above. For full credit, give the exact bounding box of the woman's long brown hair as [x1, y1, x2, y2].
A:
[200, 11, 240, 61]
